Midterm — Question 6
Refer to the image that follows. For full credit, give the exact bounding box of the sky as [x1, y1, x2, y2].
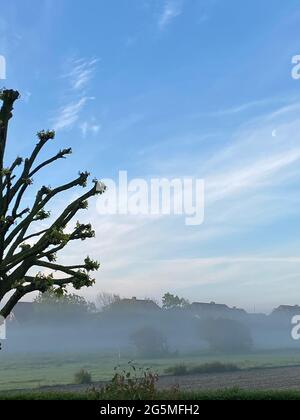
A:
[1, 0, 300, 313]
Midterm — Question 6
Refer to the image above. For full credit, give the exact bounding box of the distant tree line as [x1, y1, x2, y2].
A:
[29, 290, 253, 356]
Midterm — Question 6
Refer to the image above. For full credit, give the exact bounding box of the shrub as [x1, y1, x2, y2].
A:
[190, 362, 240, 374]
[74, 369, 92, 385]
[130, 326, 169, 358]
[90, 363, 162, 400]
[164, 363, 188, 376]
[198, 318, 253, 353]
[165, 362, 240, 376]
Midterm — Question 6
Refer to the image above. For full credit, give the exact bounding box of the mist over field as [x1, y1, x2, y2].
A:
[1, 293, 300, 394]
[4, 295, 300, 355]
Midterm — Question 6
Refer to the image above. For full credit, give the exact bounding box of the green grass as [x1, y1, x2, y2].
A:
[1, 349, 300, 392]
[1, 389, 300, 400]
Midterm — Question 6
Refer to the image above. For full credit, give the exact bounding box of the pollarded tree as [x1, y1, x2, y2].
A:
[0, 89, 106, 318]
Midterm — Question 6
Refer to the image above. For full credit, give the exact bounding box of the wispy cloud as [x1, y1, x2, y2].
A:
[53, 97, 89, 131]
[62, 210, 300, 312]
[70, 98, 300, 310]
[192, 97, 291, 118]
[80, 120, 101, 138]
[204, 103, 300, 179]
[52, 57, 99, 131]
[65, 57, 99, 91]
[158, 1, 182, 30]
[47, 94, 300, 312]
[206, 148, 300, 203]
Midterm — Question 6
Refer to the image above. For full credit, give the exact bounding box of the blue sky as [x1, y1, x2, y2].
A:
[2, 0, 300, 312]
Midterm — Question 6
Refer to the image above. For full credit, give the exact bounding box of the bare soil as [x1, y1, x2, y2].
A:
[157, 366, 300, 391]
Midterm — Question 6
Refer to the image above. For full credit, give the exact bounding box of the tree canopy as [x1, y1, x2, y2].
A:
[33, 288, 96, 320]
[162, 293, 190, 310]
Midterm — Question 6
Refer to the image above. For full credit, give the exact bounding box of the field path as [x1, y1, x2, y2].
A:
[35, 366, 300, 393]
[157, 366, 300, 391]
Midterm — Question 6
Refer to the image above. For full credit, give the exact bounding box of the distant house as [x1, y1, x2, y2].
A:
[190, 301, 246, 318]
[108, 297, 160, 314]
[272, 305, 300, 318]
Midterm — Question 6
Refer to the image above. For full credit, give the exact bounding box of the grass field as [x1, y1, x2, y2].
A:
[1, 349, 300, 392]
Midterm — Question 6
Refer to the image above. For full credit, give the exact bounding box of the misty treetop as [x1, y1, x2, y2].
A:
[0, 89, 106, 318]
